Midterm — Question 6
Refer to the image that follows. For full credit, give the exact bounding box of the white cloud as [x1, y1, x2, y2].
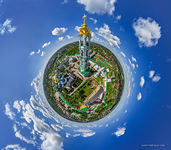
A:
[75, 128, 95, 137]
[4, 103, 15, 120]
[91, 31, 100, 42]
[136, 64, 138, 68]
[42, 42, 51, 48]
[13, 100, 21, 113]
[66, 133, 71, 138]
[119, 26, 124, 31]
[120, 52, 126, 57]
[66, 35, 73, 39]
[61, 0, 68, 4]
[89, 17, 97, 24]
[152, 75, 161, 82]
[31, 70, 42, 95]
[75, 26, 81, 32]
[132, 77, 134, 82]
[133, 17, 161, 47]
[52, 27, 67, 36]
[124, 109, 127, 113]
[2, 144, 26, 150]
[58, 37, 65, 41]
[95, 23, 121, 48]
[0, 18, 17, 35]
[41, 51, 45, 56]
[73, 134, 80, 137]
[137, 92, 142, 100]
[140, 76, 145, 87]
[167, 58, 171, 62]
[77, 0, 117, 15]
[128, 59, 135, 70]
[116, 15, 121, 20]
[30, 51, 35, 56]
[112, 127, 126, 137]
[14, 126, 36, 146]
[20, 101, 64, 150]
[131, 55, 137, 62]
[37, 49, 41, 54]
[106, 124, 108, 127]
[116, 118, 119, 122]
[149, 70, 155, 78]
[30, 95, 51, 118]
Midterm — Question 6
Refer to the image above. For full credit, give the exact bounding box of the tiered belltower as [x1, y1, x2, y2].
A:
[78, 14, 91, 77]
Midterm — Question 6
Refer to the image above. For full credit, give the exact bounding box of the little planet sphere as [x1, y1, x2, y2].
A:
[43, 15, 124, 122]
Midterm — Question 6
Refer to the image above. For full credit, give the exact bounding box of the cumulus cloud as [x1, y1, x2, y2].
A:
[149, 70, 155, 78]
[128, 59, 135, 70]
[152, 75, 161, 82]
[120, 52, 126, 57]
[140, 76, 145, 87]
[116, 15, 121, 20]
[66, 35, 73, 39]
[13, 100, 21, 113]
[73, 134, 80, 137]
[89, 17, 97, 24]
[13, 124, 36, 146]
[137, 92, 142, 100]
[66, 133, 71, 138]
[77, 0, 117, 15]
[30, 95, 51, 118]
[75, 129, 95, 137]
[131, 55, 137, 62]
[41, 51, 45, 56]
[30, 51, 35, 56]
[95, 23, 121, 48]
[58, 37, 65, 41]
[52, 27, 67, 36]
[37, 49, 41, 54]
[0, 18, 17, 35]
[19, 101, 63, 150]
[31, 70, 42, 95]
[4, 103, 15, 120]
[42, 42, 51, 48]
[2, 144, 26, 150]
[112, 127, 126, 137]
[75, 26, 81, 32]
[133, 17, 161, 47]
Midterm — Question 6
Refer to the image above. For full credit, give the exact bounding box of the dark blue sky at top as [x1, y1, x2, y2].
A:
[0, 0, 171, 150]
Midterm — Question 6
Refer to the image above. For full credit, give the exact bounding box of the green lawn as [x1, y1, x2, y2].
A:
[96, 76, 104, 85]
[83, 86, 93, 97]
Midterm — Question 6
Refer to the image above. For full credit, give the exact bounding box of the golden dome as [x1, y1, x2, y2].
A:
[78, 14, 91, 37]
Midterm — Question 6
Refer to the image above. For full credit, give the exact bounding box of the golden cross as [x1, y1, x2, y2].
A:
[83, 14, 87, 22]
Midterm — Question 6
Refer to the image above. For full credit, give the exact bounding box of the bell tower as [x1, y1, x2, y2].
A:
[78, 14, 91, 77]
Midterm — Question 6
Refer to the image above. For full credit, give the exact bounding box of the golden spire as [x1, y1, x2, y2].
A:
[79, 14, 91, 37]
[82, 14, 87, 23]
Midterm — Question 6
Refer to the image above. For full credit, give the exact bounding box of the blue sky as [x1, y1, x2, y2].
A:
[0, 0, 171, 150]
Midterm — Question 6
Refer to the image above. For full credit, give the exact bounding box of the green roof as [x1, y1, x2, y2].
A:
[80, 106, 89, 111]
[71, 113, 77, 116]
[78, 67, 90, 76]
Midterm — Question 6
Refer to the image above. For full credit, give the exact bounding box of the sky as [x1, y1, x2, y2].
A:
[0, 0, 171, 150]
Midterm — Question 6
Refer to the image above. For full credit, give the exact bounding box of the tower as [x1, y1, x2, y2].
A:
[78, 14, 91, 77]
